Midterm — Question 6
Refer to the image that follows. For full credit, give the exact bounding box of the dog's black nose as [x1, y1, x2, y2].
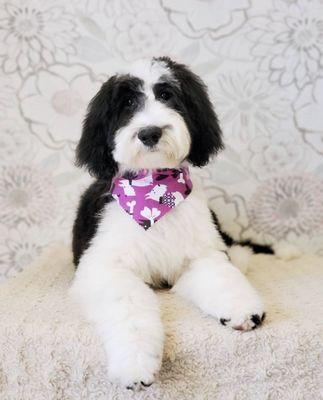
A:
[138, 127, 162, 147]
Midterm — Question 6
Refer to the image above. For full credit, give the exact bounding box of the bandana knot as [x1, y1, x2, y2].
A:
[111, 167, 192, 230]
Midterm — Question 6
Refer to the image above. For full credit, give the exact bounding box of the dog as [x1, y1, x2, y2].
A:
[70, 57, 273, 390]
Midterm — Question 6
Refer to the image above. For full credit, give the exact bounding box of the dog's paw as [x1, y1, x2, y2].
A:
[217, 292, 266, 331]
[220, 312, 266, 331]
[108, 349, 161, 390]
[126, 380, 153, 392]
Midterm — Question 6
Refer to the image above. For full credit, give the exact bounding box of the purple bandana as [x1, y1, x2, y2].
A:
[111, 167, 192, 230]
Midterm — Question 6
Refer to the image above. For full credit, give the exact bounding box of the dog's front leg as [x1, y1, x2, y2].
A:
[172, 251, 266, 331]
[70, 248, 164, 390]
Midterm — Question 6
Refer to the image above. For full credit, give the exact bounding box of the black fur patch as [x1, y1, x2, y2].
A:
[76, 75, 144, 180]
[251, 314, 261, 326]
[210, 210, 274, 255]
[154, 56, 224, 167]
[220, 318, 230, 326]
[72, 180, 114, 266]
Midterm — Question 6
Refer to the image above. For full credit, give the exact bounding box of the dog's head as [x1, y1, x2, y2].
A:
[76, 57, 223, 179]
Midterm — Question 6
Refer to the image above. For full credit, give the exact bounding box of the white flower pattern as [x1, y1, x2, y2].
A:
[0, 76, 16, 117]
[0, 222, 54, 282]
[247, 0, 323, 88]
[248, 174, 323, 238]
[161, 0, 250, 39]
[140, 206, 161, 225]
[244, 132, 306, 179]
[0, 0, 79, 74]
[114, 7, 174, 61]
[293, 76, 323, 154]
[0, 119, 33, 164]
[161, 0, 251, 57]
[19, 65, 102, 149]
[210, 72, 289, 140]
[0, 164, 59, 227]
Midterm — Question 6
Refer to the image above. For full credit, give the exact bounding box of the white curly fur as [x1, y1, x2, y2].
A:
[70, 174, 264, 388]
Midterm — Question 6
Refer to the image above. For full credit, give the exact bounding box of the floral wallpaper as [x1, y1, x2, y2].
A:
[1, 0, 323, 282]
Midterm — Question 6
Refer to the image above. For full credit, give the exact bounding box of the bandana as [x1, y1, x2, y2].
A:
[111, 167, 192, 230]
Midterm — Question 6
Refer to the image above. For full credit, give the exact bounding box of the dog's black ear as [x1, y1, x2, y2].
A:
[76, 77, 119, 180]
[157, 57, 224, 167]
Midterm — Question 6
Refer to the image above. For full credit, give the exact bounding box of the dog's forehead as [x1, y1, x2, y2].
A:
[119, 59, 174, 89]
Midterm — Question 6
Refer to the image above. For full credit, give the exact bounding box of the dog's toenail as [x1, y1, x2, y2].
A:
[261, 312, 266, 322]
[251, 314, 261, 326]
[220, 318, 230, 326]
[141, 381, 152, 387]
[233, 325, 244, 331]
[126, 382, 139, 390]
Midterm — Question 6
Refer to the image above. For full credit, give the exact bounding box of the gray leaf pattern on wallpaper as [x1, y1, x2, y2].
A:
[0, 0, 323, 281]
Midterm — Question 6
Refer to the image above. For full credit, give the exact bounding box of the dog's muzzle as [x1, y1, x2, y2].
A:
[138, 126, 162, 147]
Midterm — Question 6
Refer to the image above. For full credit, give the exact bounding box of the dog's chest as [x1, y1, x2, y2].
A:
[97, 186, 225, 286]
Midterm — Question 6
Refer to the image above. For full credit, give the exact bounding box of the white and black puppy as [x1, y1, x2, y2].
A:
[70, 57, 272, 390]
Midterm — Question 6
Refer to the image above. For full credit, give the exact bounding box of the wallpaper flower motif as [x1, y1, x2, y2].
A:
[248, 0, 323, 88]
[114, 7, 173, 61]
[19, 65, 102, 149]
[293, 77, 323, 154]
[161, 0, 250, 39]
[0, 76, 16, 117]
[0, 0, 79, 75]
[0, 165, 58, 227]
[0, 119, 33, 163]
[245, 132, 306, 180]
[248, 174, 323, 239]
[0, 222, 53, 281]
[210, 72, 289, 140]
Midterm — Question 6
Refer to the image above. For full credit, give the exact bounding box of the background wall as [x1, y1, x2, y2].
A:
[1, 0, 323, 281]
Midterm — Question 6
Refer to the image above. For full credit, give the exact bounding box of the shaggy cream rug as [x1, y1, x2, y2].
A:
[0, 246, 322, 400]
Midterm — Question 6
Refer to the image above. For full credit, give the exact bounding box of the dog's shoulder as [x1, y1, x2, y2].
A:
[72, 179, 114, 266]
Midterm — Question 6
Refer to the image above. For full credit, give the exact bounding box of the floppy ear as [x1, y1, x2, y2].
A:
[157, 57, 224, 167]
[76, 77, 119, 180]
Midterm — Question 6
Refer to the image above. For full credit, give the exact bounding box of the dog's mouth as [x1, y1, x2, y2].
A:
[148, 146, 159, 153]
[139, 140, 161, 153]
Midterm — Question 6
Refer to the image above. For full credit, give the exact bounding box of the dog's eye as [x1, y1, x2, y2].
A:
[123, 96, 136, 109]
[160, 91, 172, 101]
